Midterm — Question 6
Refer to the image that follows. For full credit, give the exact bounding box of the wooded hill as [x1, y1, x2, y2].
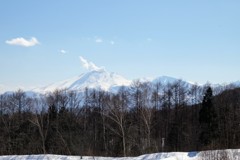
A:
[0, 80, 240, 157]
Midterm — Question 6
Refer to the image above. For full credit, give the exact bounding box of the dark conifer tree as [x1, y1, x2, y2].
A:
[199, 87, 218, 146]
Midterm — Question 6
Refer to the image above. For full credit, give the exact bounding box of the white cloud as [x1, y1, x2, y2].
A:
[79, 56, 103, 71]
[6, 37, 40, 47]
[60, 49, 67, 54]
[95, 38, 103, 43]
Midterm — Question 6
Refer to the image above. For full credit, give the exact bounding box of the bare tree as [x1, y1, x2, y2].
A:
[10, 89, 31, 114]
[151, 81, 162, 110]
[104, 87, 129, 156]
[139, 82, 154, 151]
[28, 97, 49, 154]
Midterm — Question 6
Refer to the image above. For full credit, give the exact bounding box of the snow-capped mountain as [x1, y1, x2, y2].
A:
[232, 81, 240, 87]
[32, 69, 195, 94]
[152, 76, 180, 85]
[33, 69, 131, 93]
[6, 69, 240, 95]
[3, 55, 240, 95]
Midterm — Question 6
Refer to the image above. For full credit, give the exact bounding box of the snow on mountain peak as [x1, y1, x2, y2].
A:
[152, 75, 179, 85]
[33, 69, 131, 93]
[22, 56, 240, 94]
[32, 56, 131, 93]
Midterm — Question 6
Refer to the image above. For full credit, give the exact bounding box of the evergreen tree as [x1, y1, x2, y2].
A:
[199, 87, 218, 146]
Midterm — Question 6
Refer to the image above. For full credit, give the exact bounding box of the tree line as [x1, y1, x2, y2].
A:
[0, 80, 240, 156]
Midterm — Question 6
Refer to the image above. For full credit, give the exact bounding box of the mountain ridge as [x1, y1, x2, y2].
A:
[32, 69, 132, 93]
[2, 69, 240, 94]
[31, 69, 202, 94]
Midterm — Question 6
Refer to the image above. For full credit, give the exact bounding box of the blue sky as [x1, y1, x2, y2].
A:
[0, 0, 240, 91]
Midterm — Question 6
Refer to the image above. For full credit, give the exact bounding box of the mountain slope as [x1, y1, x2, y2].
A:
[152, 76, 179, 85]
[33, 69, 131, 93]
[33, 72, 195, 94]
[31, 68, 240, 94]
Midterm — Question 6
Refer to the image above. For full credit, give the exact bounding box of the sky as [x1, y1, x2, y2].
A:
[0, 0, 240, 92]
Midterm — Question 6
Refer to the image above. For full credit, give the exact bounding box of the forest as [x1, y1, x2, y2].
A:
[0, 80, 240, 157]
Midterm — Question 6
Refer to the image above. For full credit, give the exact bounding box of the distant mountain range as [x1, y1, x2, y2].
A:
[32, 68, 131, 93]
[31, 68, 192, 94]
[31, 68, 239, 94]
[1, 68, 240, 95]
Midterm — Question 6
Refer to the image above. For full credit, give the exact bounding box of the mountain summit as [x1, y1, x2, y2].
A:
[18, 56, 240, 94]
[33, 69, 131, 93]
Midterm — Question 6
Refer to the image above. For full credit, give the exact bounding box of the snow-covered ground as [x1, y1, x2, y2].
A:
[1, 149, 240, 160]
